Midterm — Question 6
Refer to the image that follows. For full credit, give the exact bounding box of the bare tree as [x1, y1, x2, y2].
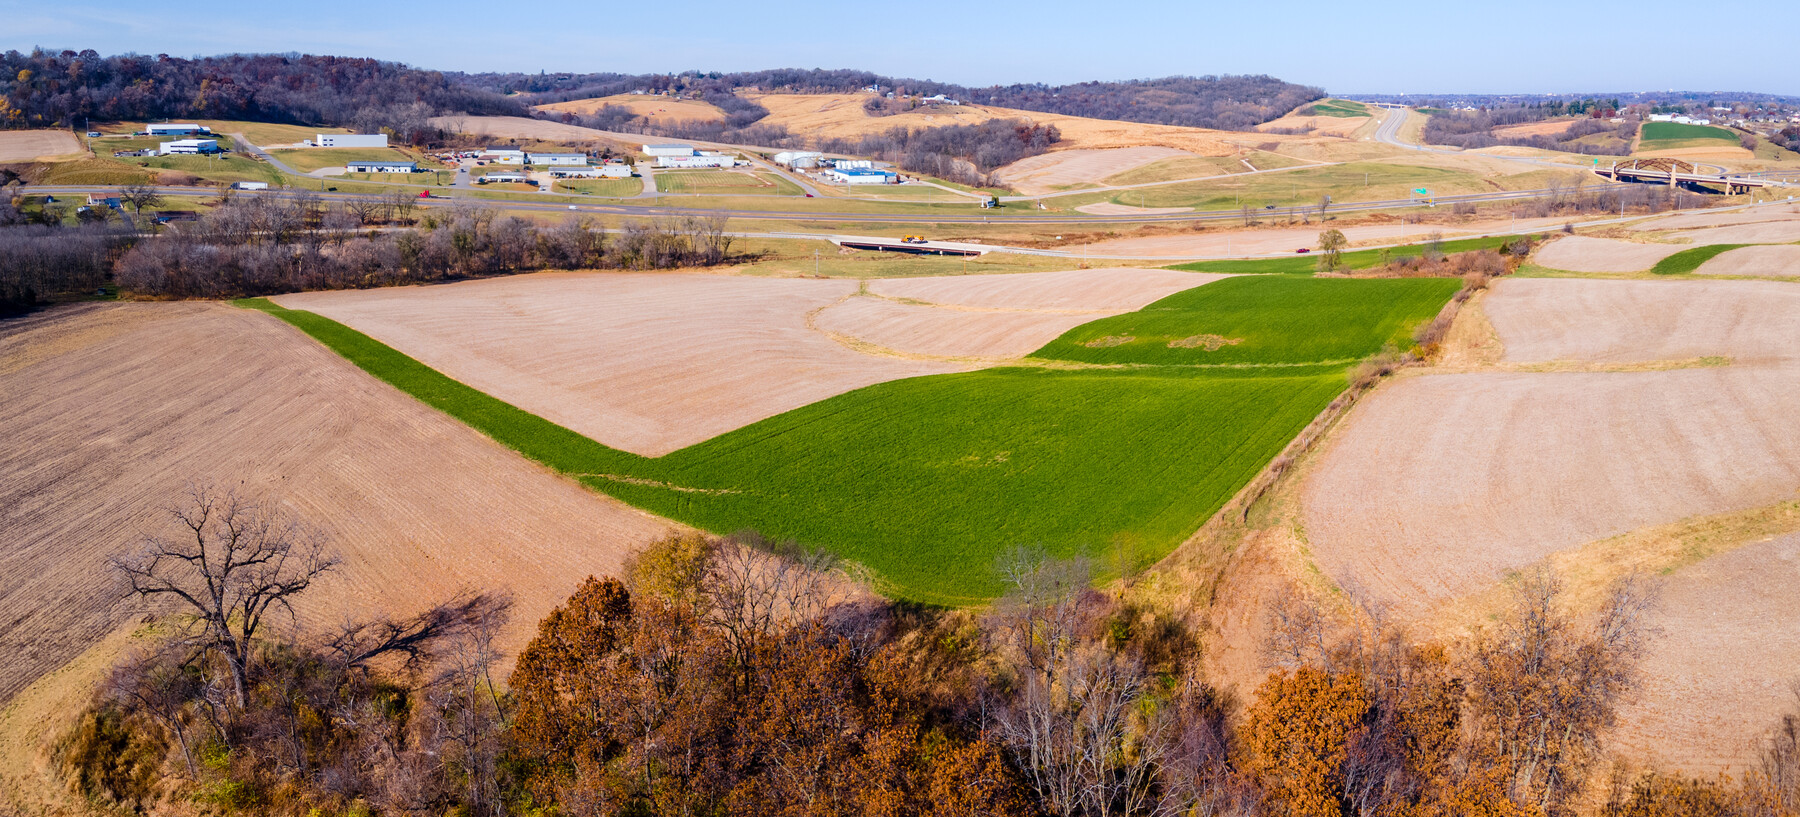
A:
[119, 183, 163, 215]
[110, 486, 340, 709]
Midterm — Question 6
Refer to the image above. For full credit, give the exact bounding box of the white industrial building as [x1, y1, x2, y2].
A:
[160, 138, 220, 155]
[529, 153, 588, 166]
[549, 164, 633, 178]
[774, 150, 824, 168]
[316, 133, 388, 148]
[345, 160, 419, 173]
[656, 152, 736, 168]
[148, 123, 211, 136]
[824, 167, 897, 185]
[831, 158, 874, 169]
[482, 146, 527, 164]
[478, 171, 532, 184]
[643, 143, 697, 157]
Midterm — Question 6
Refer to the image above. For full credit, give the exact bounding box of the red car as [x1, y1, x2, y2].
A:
[1295, 248, 1311, 254]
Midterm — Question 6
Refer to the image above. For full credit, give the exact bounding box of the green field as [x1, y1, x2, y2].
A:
[269, 147, 436, 173]
[655, 169, 802, 196]
[1061, 161, 1490, 211]
[1168, 234, 1541, 275]
[242, 275, 1453, 604]
[555, 177, 644, 196]
[1035, 277, 1459, 366]
[1638, 121, 1741, 151]
[1651, 243, 1750, 275]
[1304, 99, 1372, 118]
[128, 154, 284, 185]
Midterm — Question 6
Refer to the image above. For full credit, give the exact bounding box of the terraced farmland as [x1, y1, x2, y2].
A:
[246, 275, 1455, 605]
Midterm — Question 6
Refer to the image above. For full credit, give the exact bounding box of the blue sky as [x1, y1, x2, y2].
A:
[7, 0, 1797, 94]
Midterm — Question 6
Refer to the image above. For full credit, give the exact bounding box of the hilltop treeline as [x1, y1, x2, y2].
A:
[465, 67, 1321, 131]
[827, 119, 1062, 186]
[61, 486, 1800, 817]
[0, 49, 525, 138]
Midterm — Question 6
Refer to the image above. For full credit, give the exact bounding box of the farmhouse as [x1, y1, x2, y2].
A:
[643, 143, 697, 157]
[774, 150, 824, 168]
[529, 152, 588, 166]
[159, 138, 220, 155]
[345, 160, 420, 173]
[825, 167, 898, 185]
[656, 151, 736, 169]
[147, 123, 211, 136]
[316, 133, 388, 148]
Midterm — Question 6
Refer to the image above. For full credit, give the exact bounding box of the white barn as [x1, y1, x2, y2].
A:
[644, 143, 697, 157]
[148, 123, 210, 136]
[317, 133, 388, 148]
[529, 153, 588, 166]
[656, 152, 735, 168]
[160, 138, 220, 155]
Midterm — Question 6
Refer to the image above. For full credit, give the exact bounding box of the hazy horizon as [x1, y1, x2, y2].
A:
[6, 0, 1799, 96]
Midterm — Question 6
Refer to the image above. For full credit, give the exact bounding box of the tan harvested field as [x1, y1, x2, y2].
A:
[1304, 364, 1800, 614]
[276, 272, 961, 456]
[812, 297, 1103, 359]
[1674, 220, 1800, 245]
[1079, 216, 1572, 258]
[817, 269, 1223, 359]
[993, 146, 1191, 194]
[1630, 206, 1800, 231]
[1483, 278, 1800, 362]
[747, 93, 1247, 155]
[867, 268, 1223, 311]
[1492, 119, 1578, 139]
[1303, 276, 1800, 768]
[1075, 202, 1195, 215]
[1532, 235, 1686, 272]
[1257, 113, 1370, 138]
[0, 302, 672, 704]
[1613, 531, 1800, 770]
[535, 94, 726, 123]
[0, 130, 84, 162]
[1696, 244, 1800, 276]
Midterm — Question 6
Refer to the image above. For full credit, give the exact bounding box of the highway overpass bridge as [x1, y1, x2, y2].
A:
[1594, 158, 1786, 194]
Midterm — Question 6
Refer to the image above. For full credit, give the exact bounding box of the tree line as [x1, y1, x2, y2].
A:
[57, 486, 1800, 816]
[480, 68, 1320, 132]
[111, 194, 735, 298]
[0, 49, 526, 140]
[1423, 106, 1637, 155]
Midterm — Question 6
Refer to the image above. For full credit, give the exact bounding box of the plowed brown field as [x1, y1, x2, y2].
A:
[1301, 277, 1800, 769]
[277, 272, 960, 457]
[1483, 278, 1800, 361]
[0, 302, 672, 704]
[1629, 206, 1800, 232]
[1697, 245, 1800, 276]
[1532, 235, 1686, 272]
[867, 268, 1223, 310]
[0, 130, 83, 162]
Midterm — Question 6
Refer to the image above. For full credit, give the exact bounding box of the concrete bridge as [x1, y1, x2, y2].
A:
[1594, 158, 1785, 194]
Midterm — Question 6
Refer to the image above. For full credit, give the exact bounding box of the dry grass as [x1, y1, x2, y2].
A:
[991, 147, 1191, 194]
[535, 94, 727, 124]
[0, 302, 672, 705]
[0, 130, 84, 163]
